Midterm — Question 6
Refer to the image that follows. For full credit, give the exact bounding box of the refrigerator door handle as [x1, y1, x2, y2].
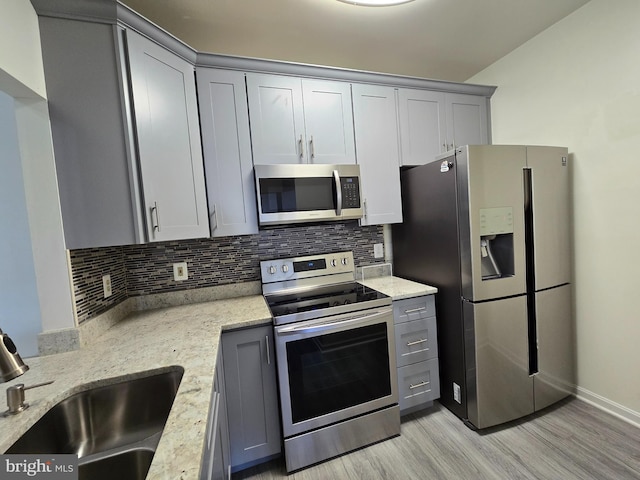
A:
[523, 167, 539, 375]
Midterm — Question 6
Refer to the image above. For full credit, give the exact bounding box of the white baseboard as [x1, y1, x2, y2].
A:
[575, 386, 640, 428]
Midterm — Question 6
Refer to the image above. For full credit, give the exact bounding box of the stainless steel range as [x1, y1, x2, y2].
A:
[261, 251, 400, 472]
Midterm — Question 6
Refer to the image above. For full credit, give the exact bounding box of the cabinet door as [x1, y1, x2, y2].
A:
[222, 326, 281, 470]
[398, 89, 446, 166]
[444, 93, 488, 149]
[246, 74, 306, 165]
[352, 84, 402, 225]
[302, 79, 356, 164]
[126, 29, 209, 241]
[196, 68, 258, 237]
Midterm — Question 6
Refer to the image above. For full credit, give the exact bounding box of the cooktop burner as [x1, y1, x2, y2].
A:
[261, 252, 391, 325]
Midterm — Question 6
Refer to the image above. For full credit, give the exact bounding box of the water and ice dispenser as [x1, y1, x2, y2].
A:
[479, 207, 515, 280]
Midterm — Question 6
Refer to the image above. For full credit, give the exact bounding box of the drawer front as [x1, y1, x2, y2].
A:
[395, 316, 438, 367]
[397, 358, 440, 412]
[393, 295, 436, 324]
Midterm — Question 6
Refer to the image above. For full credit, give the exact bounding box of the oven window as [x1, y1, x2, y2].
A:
[259, 177, 336, 213]
[286, 322, 391, 424]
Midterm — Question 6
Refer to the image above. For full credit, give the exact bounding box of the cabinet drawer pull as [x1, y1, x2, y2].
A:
[404, 306, 426, 314]
[409, 380, 429, 390]
[299, 134, 304, 160]
[210, 203, 218, 231]
[310, 135, 315, 160]
[406, 338, 428, 347]
[265, 335, 271, 365]
[150, 201, 161, 233]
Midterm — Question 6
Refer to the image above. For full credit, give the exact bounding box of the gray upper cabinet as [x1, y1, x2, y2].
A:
[32, 4, 208, 248]
[125, 29, 209, 242]
[246, 73, 356, 165]
[196, 68, 258, 237]
[352, 84, 403, 225]
[398, 89, 489, 166]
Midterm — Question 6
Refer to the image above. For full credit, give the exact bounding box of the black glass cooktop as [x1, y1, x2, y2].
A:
[265, 282, 390, 325]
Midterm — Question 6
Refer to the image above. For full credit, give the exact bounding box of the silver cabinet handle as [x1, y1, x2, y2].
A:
[409, 381, 429, 390]
[299, 134, 304, 160]
[333, 169, 342, 216]
[210, 203, 218, 231]
[363, 199, 368, 219]
[265, 335, 271, 365]
[404, 306, 426, 314]
[150, 201, 160, 233]
[442, 143, 447, 151]
[310, 135, 315, 161]
[406, 338, 428, 347]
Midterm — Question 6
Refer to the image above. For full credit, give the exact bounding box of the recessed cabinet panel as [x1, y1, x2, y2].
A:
[398, 89, 446, 166]
[246, 74, 306, 164]
[445, 93, 488, 149]
[302, 80, 355, 164]
[247, 74, 355, 165]
[395, 317, 438, 367]
[222, 326, 281, 470]
[126, 29, 209, 242]
[352, 84, 402, 225]
[397, 358, 441, 411]
[196, 68, 258, 237]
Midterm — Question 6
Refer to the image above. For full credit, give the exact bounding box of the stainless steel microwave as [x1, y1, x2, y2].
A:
[254, 164, 363, 226]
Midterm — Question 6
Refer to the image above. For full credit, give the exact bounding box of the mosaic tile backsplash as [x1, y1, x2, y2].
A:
[70, 221, 384, 324]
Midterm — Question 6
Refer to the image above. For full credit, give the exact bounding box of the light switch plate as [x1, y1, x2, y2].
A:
[374, 243, 384, 259]
[173, 262, 188, 281]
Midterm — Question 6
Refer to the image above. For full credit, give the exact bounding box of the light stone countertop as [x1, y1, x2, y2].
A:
[0, 295, 272, 480]
[359, 276, 438, 300]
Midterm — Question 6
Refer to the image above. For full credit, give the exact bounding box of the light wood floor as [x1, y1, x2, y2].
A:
[233, 398, 640, 480]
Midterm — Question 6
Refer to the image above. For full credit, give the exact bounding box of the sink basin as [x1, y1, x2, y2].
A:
[7, 367, 183, 479]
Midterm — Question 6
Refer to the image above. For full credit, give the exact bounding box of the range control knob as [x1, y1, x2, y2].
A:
[268, 265, 277, 275]
[341, 257, 349, 266]
[330, 259, 338, 267]
[282, 265, 289, 273]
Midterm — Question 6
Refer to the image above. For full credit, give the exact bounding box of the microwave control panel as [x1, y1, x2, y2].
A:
[341, 177, 361, 208]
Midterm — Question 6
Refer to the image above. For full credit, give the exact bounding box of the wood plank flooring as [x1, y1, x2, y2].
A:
[233, 398, 640, 480]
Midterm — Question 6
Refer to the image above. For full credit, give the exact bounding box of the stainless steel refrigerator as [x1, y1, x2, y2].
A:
[392, 145, 574, 429]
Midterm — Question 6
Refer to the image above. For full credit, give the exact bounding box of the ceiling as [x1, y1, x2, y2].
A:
[120, 0, 590, 82]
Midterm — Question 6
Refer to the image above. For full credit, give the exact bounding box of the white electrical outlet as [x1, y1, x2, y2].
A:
[102, 274, 112, 298]
[373, 243, 384, 259]
[453, 382, 461, 403]
[173, 262, 188, 281]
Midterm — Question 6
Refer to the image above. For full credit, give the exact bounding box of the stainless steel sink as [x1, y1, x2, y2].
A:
[6, 368, 184, 479]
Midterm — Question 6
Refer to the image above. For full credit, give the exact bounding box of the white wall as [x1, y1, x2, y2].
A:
[0, 0, 75, 354]
[468, 0, 640, 423]
[0, 92, 42, 356]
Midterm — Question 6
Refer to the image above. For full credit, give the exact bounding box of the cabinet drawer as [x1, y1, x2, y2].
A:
[393, 295, 436, 324]
[395, 316, 438, 367]
[397, 358, 440, 413]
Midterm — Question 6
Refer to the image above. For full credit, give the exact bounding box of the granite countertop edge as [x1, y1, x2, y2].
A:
[358, 275, 438, 300]
[0, 295, 272, 480]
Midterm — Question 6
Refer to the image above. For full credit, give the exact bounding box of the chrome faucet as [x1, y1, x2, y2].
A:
[1, 328, 54, 416]
[0, 328, 29, 383]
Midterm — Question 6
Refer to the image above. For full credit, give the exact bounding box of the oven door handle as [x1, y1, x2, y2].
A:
[276, 309, 390, 335]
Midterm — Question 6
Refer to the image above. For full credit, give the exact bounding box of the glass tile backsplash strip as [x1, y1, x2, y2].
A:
[69, 222, 384, 324]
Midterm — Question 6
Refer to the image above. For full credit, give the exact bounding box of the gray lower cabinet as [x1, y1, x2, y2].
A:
[201, 347, 231, 480]
[221, 326, 281, 472]
[32, 5, 209, 248]
[393, 295, 441, 414]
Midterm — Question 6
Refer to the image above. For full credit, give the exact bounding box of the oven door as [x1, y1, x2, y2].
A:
[274, 306, 397, 438]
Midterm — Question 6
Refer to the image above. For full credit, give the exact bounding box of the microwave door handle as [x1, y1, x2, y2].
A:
[333, 169, 342, 216]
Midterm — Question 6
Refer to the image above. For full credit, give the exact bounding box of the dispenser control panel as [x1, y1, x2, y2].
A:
[479, 207, 514, 236]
